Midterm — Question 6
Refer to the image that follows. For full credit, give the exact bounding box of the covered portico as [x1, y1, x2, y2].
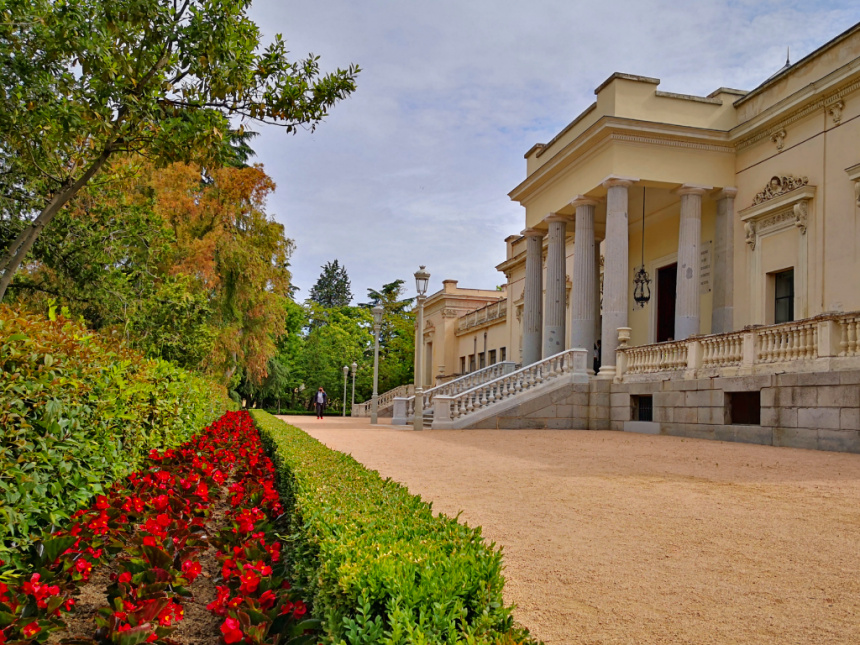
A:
[508, 72, 742, 376]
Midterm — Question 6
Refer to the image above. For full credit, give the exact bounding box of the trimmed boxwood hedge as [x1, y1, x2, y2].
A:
[251, 410, 538, 644]
[0, 306, 235, 570]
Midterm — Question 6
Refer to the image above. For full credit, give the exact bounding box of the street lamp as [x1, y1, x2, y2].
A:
[413, 265, 430, 431]
[371, 305, 383, 424]
[350, 361, 357, 415]
[342, 365, 349, 416]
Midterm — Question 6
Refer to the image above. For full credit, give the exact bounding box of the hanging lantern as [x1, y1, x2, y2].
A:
[633, 187, 651, 308]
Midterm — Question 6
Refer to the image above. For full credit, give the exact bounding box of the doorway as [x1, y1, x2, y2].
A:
[656, 263, 677, 343]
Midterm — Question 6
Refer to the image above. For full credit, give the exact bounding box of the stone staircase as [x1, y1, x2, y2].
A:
[431, 348, 589, 429]
[392, 361, 518, 425]
[393, 349, 590, 429]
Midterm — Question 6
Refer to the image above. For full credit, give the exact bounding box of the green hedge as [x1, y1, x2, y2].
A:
[251, 410, 537, 644]
[0, 306, 235, 570]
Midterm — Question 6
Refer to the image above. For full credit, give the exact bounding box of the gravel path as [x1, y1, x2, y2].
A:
[278, 414, 860, 645]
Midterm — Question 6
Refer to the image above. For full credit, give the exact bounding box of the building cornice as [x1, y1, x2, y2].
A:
[509, 116, 733, 204]
[732, 60, 860, 151]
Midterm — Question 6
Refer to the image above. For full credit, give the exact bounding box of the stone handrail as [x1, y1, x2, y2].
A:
[458, 299, 507, 333]
[617, 311, 860, 381]
[352, 384, 414, 417]
[622, 340, 689, 374]
[432, 348, 589, 429]
[393, 361, 517, 424]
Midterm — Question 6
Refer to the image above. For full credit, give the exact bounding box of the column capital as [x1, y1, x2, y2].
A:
[601, 175, 638, 189]
[543, 212, 570, 224]
[674, 183, 712, 196]
[569, 195, 601, 208]
[521, 227, 545, 238]
[714, 186, 738, 200]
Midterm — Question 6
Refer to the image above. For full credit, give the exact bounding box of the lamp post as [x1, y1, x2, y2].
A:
[350, 361, 357, 415]
[413, 265, 430, 431]
[371, 305, 383, 424]
[342, 365, 349, 416]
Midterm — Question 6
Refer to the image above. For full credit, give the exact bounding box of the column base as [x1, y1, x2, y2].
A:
[596, 365, 616, 380]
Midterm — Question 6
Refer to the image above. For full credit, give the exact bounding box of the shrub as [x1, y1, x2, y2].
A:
[0, 305, 235, 570]
[251, 410, 538, 644]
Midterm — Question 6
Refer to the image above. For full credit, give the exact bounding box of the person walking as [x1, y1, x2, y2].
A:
[314, 387, 328, 419]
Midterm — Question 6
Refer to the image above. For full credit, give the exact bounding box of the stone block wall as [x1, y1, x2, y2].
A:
[462, 368, 860, 454]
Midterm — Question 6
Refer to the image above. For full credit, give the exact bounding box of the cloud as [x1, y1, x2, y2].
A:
[246, 0, 860, 299]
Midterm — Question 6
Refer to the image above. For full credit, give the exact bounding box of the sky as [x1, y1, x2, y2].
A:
[244, 0, 860, 302]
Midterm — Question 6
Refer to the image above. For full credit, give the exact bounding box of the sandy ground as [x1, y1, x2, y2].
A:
[277, 414, 860, 645]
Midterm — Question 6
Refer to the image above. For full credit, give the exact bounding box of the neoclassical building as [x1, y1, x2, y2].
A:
[385, 22, 860, 452]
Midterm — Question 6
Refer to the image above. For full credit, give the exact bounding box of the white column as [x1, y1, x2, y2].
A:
[712, 187, 737, 334]
[569, 197, 598, 362]
[543, 214, 568, 358]
[599, 177, 636, 379]
[521, 228, 544, 366]
[674, 185, 710, 340]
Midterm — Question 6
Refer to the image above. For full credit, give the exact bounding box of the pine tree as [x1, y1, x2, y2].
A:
[309, 260, 353, 308]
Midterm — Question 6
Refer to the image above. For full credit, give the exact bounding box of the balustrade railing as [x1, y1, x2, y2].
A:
[352, 384, 414, 417]
[432, 348, 588, 428]
[617, 311, 860, 381]
[401, 361, 517, 421]
[624, 341, 689, 374]
[701, 331, 745, 367]
[394, 361, 517, 424]
[458, 299, 507, 333]
[838, 314, 860, 356]
[757, 319, 818, 362]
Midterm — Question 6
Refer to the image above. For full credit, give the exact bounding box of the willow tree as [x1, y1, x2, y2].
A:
[0, 0, 359, 300]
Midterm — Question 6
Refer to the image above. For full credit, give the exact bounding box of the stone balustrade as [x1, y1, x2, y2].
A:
[393, 361, 517, 424]
[352, 384, 414, 417]
[457, 299, 507, 333]
[617, 311, 860, 382]
[432, 348, 589, 429]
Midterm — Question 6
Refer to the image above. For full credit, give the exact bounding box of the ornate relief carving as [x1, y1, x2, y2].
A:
[828, 100, 845, 124]
[771, 129, 786, 150]
[441, 308, 458, 319]
[793, 200, 809, 234]
[744, 221, 757, 250]
[752, 175, 809, 205]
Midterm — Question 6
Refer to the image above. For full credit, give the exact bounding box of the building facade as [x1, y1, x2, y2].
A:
[406, 23, 860, 451]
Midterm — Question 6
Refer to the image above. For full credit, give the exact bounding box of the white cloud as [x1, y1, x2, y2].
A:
[247, 0, 860, 300]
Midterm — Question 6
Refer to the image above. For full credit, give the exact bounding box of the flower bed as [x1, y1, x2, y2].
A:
[0, 306, 234, 569]
[251, 410, 538, 644]
[0, 411, 315, 644]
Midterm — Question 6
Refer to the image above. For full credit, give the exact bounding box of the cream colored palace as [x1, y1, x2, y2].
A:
[359, 23, 860, 453]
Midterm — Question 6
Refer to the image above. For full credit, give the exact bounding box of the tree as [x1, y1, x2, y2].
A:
[0, 0, 359, 301]
[9, 158, 294, 385]
[308, 260, 353, 308]
[361, 280, 415, 395]
[301, 303, 370, 408]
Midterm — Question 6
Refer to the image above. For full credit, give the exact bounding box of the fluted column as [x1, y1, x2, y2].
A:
[521, 228, 544, 366]
[674, 185, 710, 340]
[543, 214, 568, 358]
[569, 197, 598, 364]
[712, 187, 737, 334]
[599, 177, 636, 379]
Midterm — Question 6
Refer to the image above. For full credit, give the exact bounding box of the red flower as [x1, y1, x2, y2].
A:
[118, 571, 132, 584]
[239, 570, 259, 595]
[220, 617, 244, 644]
[22, 622, 41, 638]
[182, 560, 202, 582]
[293, 600, 307, 617]
[258, 589, 277, 610]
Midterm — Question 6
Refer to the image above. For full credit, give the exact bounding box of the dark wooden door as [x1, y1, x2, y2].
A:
[657, 263, 677, 342]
